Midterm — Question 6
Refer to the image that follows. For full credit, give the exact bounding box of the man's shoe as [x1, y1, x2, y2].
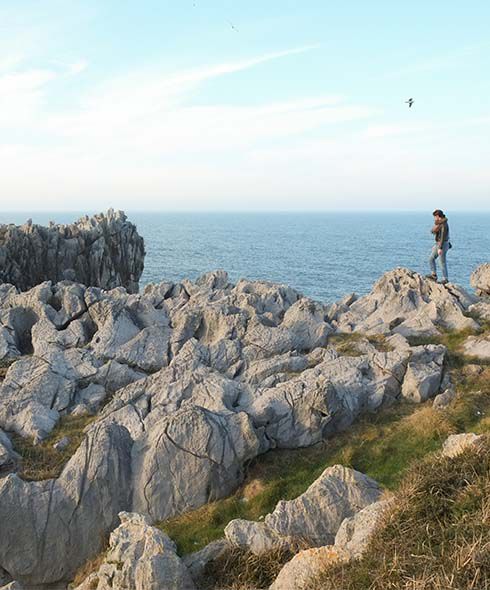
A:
[425, 274, 437, 281]
[439, 279, 449, 285]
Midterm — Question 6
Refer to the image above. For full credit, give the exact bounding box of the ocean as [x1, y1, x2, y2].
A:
[1, 211, 488, 303]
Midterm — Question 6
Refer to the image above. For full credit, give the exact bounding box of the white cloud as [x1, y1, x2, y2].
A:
[0, 46, 375, 186]
[1, 43, 488, 211]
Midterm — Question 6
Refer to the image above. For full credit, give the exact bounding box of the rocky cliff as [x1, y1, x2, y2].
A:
[0, 209, 145, 294]
[0, 263, 489, 589]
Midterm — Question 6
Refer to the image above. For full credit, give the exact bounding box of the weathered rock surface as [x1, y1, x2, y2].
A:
[268, 497, 391, 590]
[470, 263, 490, 297]
[0, 429, 19, 473]
[0, 423, 132, 587]
[442, 432, 485, 458]
[334, 267, 478, 336]
[463, 335, 490, 359]
[0, 209, 144, 294]
[73, 512, 196, 590]
[433, 387, 456, 410]
[334, 498, 391, 557]
[400, 344, 446, 403]
[131, 406, 262, 521]
[182, 539, 231, 583]
[225, 465, 381, 554]
[269, 545, 350, 590]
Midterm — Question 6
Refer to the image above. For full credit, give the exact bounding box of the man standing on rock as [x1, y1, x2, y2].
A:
[427, 209, 451, 284]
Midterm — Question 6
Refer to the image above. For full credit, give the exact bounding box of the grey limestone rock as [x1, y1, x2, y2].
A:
[0, 430, 20, 474]
[131, 405, 262, 521]
[401, 344, 446, 403]
[0, 423, 133, 587]
[470, 263, 490, 297]
[0, 209, 144, 294]
[442, 432, 485, 458]
[225, 465, 381, 554]
[462, 335, 490, 359]
[335, 268, 478, 337]
[73, 512, 196, 590]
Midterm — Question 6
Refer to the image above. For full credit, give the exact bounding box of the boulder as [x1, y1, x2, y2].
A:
[225, 466, 381, 554]
[0, 423, 132, 587]
[470, 263, 490, 297]
[269, 546, 350, 590]
[224, 520, 290, 555]
[462, 335, 490, 360]
[442, 433, 485, 458]
[268, 497, 391, 590]
[73, 512, 196, 590]
[131, 406, 262, 521]
[400, 345, 446, 403]
[0, 210, 145, 293]
[433, 387, 456, 410]
[334, 499, 391, 557]
[0, 349, 102, 441]
[182, 539, 231, 582]
[243, 349, 409, 449]
[468, 301, 490, 322]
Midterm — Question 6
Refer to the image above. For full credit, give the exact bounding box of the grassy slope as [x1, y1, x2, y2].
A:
[311, 437, 490, 590]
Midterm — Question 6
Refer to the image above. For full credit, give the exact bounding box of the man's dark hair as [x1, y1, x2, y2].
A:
[432, 209, 444, 217]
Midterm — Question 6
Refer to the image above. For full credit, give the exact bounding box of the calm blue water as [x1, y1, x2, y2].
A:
[1, 212, 489, 303]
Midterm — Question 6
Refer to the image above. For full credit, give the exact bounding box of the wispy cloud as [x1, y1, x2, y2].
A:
[0, 44, 380, 207]
[379, 42, 490, 80]
[5, 45, 370, 154]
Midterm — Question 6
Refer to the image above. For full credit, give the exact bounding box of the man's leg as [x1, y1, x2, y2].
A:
[429, 245, 439, 277]
[439, 243, 449, 281]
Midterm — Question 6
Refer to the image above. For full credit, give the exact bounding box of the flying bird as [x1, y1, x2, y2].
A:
[228, 21, 239, 32]
[405, 98, 414, 108]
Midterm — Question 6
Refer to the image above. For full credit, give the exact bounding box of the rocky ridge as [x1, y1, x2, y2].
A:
[0, 263, 489, 589]
[0, 209, 145, 294]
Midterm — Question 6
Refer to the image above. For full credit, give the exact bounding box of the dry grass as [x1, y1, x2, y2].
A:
[328, 333, 393, 356]
[311, 437, 490, 590]
[12, 414, 95, 481]
[70, 548, 107, 588]
[199, 542, 308, 590]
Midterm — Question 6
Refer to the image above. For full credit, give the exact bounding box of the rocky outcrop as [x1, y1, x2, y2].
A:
[268, 433, 487, 589]
[470, 263, 490, 297]
[73, 512, 196, 590]
[400, 344, 446, 403]
[224, 465, 382, 554]
[0, 423, 132, 587]
[333, 267, 478, 336]
[0, 209, 144, 293]
[0, 265, 483, 588]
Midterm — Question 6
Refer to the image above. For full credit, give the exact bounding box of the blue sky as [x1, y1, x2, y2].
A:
[1, 0, 489, 211]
